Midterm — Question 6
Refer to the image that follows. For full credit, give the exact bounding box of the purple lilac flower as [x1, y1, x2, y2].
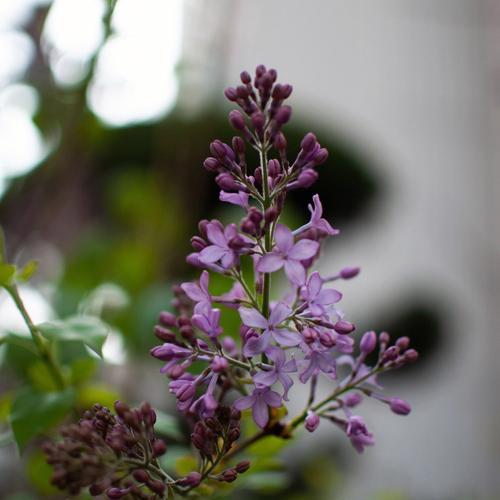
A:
[300, 272, 342, 317]
[181, 270, 211, 312]
[253, 346, 297, 400]
[150, 343, 192, 374]
[191, 307, 223, 339]
[169, 374, 199, 413]
[199, 221, 251, 269]
[346, 415, 375, 453]
[305, 412, 320, 432]
[234, 386, 282, 428]
[298, 340, 337, 383]
[190, 373, 219, 417]
[256, 224, 319, 285]
[216, 282, 247, 307]
[239, 302, 300, 356]
[294, 194, 339, 237]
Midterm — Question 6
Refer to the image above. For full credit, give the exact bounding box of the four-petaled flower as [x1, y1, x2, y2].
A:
[254, 346, 297, 400]
[308, 194, 339, 236]
[346, 415, 375, 453]
[256, 224, 319, 285]
[199, 222, 246, 269]
[300, 272, 342, 317]
[234, 386, 282, 428]
[239, 302, 300, 356]
[191, 307, 223, 339]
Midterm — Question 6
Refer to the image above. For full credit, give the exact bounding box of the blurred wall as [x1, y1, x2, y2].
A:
[181, 0, 499, 498]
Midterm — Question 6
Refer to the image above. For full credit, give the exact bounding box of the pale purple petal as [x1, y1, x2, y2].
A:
[191, 314, 210, 332]
[272, 328, 301, 346]
[274, 224, 294, 253]
[243, 334, 270, 357]
[269, 302, 291, 326]
[279, 373, 294, 400]
[282, 358, 297, 373]
[288, 239, 319, 260]
[254, 369, 278, 387]
[199, 271, 210, 294]
[206, 223, 227, 247]
[308, 272, 323, 298]
[220, 250, 236, 269]
[253, 397, 269, 428]
[233, 394, 255, 410]
[219, 191, 249, 207]
[265, 345, 286, 365]
[239, 307, 268, 329]
[262, 389, 282, 408]
[181, 282, 205, 302]
[256, 254, 284, 273]
[284, 259, 306, 285]
[199, 245, 227, 263]
[316, 289, 342, 305]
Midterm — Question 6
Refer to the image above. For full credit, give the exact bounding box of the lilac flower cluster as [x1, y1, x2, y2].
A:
[150, 64, 418, 457]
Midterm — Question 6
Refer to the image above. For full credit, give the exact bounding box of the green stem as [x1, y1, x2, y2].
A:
[259, 144, 271, 319]
[5, 285, 66, 390]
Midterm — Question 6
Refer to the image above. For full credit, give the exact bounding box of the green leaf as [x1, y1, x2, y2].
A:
[0, 263, 16, 286]
[70, 357, 97, 385]
[0, 226, 6, 263]
[0, 331, 37, 355]
[154, 410, 183, 440]
[17, 260, 38, 282]
[76, 383, 120, 409]
[38, 316, 110, 356]
[9, 387, 75, 451]
[27, 450, 58, 495]
[175, 455, 198, 476]
[239, 471, 289, 493]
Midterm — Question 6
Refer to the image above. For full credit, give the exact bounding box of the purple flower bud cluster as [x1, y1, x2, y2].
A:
[43, 402, 168, 498]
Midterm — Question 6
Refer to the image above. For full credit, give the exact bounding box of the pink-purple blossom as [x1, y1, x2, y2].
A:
[234, 386, 282, 428]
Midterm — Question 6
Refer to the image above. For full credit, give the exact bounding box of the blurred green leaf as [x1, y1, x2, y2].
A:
[9, 387, 75, 451]
[175, 455, 198, 476]
[0, 226, 5, 263]
[28, 361, 60, 392]
[154, 410, 183, 440]
[0, 392, 12, 422]
[0, 263, 16, 286]
[38, 315, 110, 356]
[17, 260, 38, 282]
[239, 471, 289, 493]
[0, 331, 37, 354]
[70, 357, 97, 385]
[27, 449, 58, 495]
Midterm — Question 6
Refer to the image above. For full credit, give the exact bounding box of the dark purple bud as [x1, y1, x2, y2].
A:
[268, 159, 281, 177]
[235, 460, 251, 473]
[240, 71, 251, 84]
[229, 110, 246, 130]
[210, 140, 227, 159]
[132, 469, 150, 483]
[148, 479, 165, 495]
[248, 207, 263, 224]
[191, 235, 207, 251]
[404, 349, 419, 363]
[154, 326, 176, 342]
[219, 469, 238, 482]
[319, 330, 336, 347]
[251, 111, 265, 131]
[152, 439, 167, 457]
[203, 157, 219, 172]
[255, 64, 266, 77]
[114, 400, 129, 418]
[303, 327, 318, 344]
[281, 83, 293, 98]
[254, 166, 262, 185]
[340, 266, 360, 279]
[333, 320, 355, 335]
[241, 219, 257, 236]
[106, 488, 127, 499]
[268, 68, 277, 82]
[216, 173, 239, 191]
[297, 169, 318, 188]
[159, 311, 176, 327]
[379, 331, 390, 345]
[274, 132, 287, 151]
[301, 132, 317, 152]
[360, 331, 377, 354]
[264, 206, 279, 225]
[236, 85, 249, 99]
[232, 136, 245, 154]
[389, 398, 411, 415]
[396, 336, 410, 352]
[275, 105, 292, 124]
[178, 472, 202, 487]
[305, 413, 320, 432]
[198, 219, 210, 239]
[313, 147, 329, 165]
[224, 87, 238, 101]
[382, 345, 400, 363]
[177, 315, 191, 327]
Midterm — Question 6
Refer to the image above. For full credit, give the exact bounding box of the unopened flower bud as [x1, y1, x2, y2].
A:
[147, 479, 165, 495]
[191, 235, 207, 251]
[153, 326, 176, 342]
[159, 311, 176, 327]
[389, 398, 411, 415]
[396, 336, 410, 352]
[268, 159, 281, 177]
[219, 469, 238, 482]
[251, 111, 265, 132]
[152, 439, 167, 457]
[224, 87, 238, 101]
[333, 320, 355, 335]
[211, 356, 228, 373]
[297, 168, 318, 188]
[301, 132, 317, 152]
[360, 331, 377, 354]
[274, 132, 287, 151]
[114, 401, 129, 418]
[305, 412, 320, 432]
[229, 110, 246, 130]
[313, 147, 328, 165]
[210, 140, 227, 159]
[303, 327, 318, 344]
[382, 345, 399, 363]
[132, 469, 150, 483]
[216, 173, 239, 191]
[275, 105, 292, 124]
[232, 136, 245, 154]
[178, 472, 202, 487]
[240, 71, 251, 84]
[203, 157, 219, 172]
[340, 266, 360, 279]
[106, 488, 128, 499]
[235, 460, 251, 473]
[379, 331, 390, 345]
[344, 393, 363, 407]
[264, 206, 279, 225]
[404, 349, 419, 363]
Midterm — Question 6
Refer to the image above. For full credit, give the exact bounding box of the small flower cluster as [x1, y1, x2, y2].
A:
[150, 64, 418, 459]
[43, 402, 169, 498]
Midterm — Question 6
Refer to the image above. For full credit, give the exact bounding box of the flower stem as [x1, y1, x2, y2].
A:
[5, 284, 66, 390]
